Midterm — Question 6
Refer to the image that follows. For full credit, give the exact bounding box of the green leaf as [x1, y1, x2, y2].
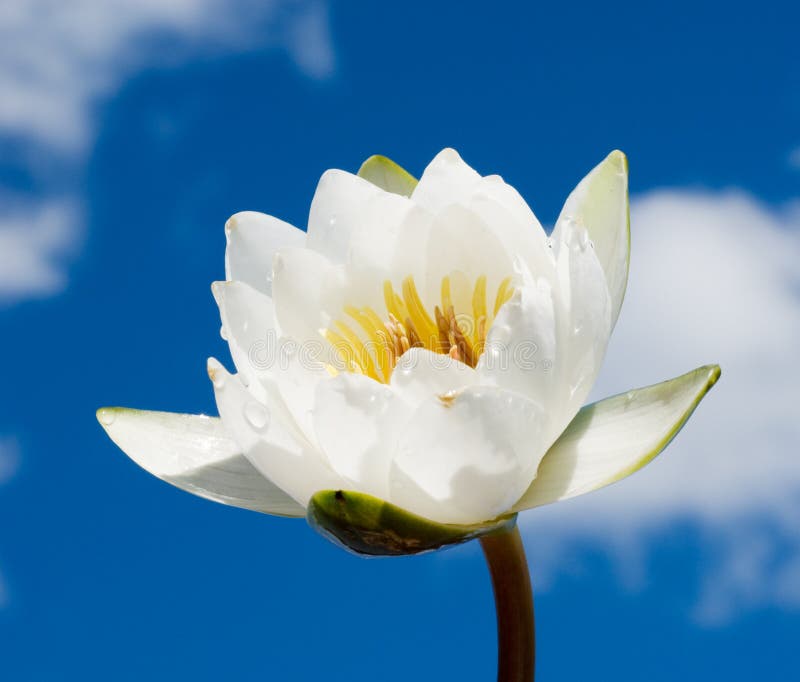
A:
[307, 490, 516, 556]
[357, 155, 418, 197]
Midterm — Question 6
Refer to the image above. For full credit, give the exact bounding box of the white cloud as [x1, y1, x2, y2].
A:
[0, 0, 334, 151]
[0, 196, 79, 301]
[0, 0, 335, 304]
[521, 190, 800, 624]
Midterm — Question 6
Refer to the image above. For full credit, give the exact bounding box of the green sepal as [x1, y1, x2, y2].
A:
[307, 489, 516, 557]
[357, 155, 418, 197]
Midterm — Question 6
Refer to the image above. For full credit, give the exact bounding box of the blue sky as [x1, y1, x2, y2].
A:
[1, 0, 799, 679]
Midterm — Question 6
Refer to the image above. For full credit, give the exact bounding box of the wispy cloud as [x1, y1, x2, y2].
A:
[0, 196, 79, 301]
[522, 189, 800, 624]
[0, 0, 335, 304]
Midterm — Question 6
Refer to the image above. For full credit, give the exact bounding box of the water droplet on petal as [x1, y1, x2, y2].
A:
[97, 409, 115, 426]
[244, 401, 270, 431]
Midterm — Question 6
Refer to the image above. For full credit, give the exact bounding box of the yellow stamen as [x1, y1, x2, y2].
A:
[334, 320, 381, 381]
[322, 274, 516, 383]
[383, 281, 408, 323]
[345, 305, 392, 382]
[494, 276, 514, 316]
[441, 276, 453, 317]
[401, 276, 439, 347]
[471, 275, 487, 350]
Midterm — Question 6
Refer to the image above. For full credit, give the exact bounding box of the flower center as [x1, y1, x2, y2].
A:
[321, 274, 514, 383]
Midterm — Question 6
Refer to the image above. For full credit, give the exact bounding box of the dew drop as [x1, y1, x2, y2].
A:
[97, 408, 115, 426]
[244, 401, 270, 431]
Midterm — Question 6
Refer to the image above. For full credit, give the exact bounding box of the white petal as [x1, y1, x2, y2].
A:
[420, 203, 515, 303]
[225, 211, 305, 296]
[512, 365, 721, 511]
[555, 151, 629, 327]
[209, 358, 344, 506]
[97, 408, 304, 517]
[213, 279, 328, 441]
[349, 198, 432, 274]
[271, 246, 392, 370]
[411, 148, 481, 213]
[308, 167, 432, 274]
[312, 373, 412, 500]
[464, 182, 556, 285]
[269, 349, 331, 446]
[550, 215, 613, 422]
[307, 169, 381, 263]
[390, 348, 477, 407]
[413, 149, 554, 277]
[389, 386, 547, 524]
[212, 280, 276, 389]
[476, 280, 560, 427]
[271, 246, 344, 347]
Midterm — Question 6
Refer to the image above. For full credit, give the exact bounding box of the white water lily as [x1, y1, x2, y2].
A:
[98, 149, 719, 529]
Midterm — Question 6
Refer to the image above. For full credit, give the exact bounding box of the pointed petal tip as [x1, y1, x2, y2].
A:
[703, 364, 722, 389]
[224, 214, 238, 235]
[357, 154, 419, 197]
[206, 357, 226, 384]
[96, 406, 118, 429]
[512, 363, 723, 512]
[608, 149, 627, 166]
[357, 154, 389, 170]
[226, 210, 269, 233]
[437, 147, 462, 162]
[210, 280, 225, 302]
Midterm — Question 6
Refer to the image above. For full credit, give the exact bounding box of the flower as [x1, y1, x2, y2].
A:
[98, 149, 719, 551]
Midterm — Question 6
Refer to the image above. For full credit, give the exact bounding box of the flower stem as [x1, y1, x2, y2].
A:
[480, 524, 535, 682]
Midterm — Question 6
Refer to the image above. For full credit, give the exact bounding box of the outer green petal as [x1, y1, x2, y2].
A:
[558, 150, 630, 327]
[97, 407, 305, 518]
[357, 155, 418, 197]
[307, 490, 515, 556]
[512, 365, 721, 511]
